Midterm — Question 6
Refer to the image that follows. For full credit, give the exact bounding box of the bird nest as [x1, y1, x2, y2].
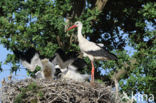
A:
[0, 78, 119, 103]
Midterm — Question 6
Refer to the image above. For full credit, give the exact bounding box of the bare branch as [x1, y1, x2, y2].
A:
[66, 0, 86, 20]
[112, 58, 137, 81]
[56, 36, 63, 48]
[95, 0, 108, 11]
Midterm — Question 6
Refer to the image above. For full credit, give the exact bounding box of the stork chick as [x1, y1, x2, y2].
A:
[54, 65, 90, 82]
[41, 58, 55, 80]
[21, 53, 43, 72]
[51, 49, 78, 69]
[21, 53, 55, 80]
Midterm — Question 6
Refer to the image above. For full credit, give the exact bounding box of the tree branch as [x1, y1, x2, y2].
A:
[66, 0, 86, 20]
[56, 36, 63, 48]
[112, 58, 137, 81]
[95, 0, 108, 11]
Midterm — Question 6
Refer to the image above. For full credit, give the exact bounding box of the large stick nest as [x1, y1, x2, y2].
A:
[0, 78, 118, 103]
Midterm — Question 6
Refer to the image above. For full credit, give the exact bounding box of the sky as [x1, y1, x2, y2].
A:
[0, 44, 28, 87]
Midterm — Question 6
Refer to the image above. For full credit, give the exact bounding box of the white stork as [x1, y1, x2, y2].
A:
[67, 21, 117, 83]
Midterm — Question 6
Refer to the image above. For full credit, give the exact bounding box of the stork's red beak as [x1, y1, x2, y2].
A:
[67, 25, 77, 31]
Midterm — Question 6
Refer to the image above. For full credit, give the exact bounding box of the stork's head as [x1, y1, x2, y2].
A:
[74, 21, 82, 27]
[67, 21, 82, 31]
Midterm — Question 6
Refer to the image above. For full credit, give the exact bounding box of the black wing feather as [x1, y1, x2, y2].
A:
[85, 44, 117, 60]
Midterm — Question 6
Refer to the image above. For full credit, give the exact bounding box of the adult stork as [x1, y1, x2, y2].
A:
[67, 21, 117, 83]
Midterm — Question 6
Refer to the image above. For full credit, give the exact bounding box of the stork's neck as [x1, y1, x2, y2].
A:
[77, 26, 85, 42]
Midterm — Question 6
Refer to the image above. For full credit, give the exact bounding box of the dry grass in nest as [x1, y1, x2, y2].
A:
[0, 78, 119, 103]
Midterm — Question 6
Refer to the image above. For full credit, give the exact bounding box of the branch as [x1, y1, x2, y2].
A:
[66, 0, 86, 20]
[95, 0, 108, 11]
[112, 58, 137, 81]
[114, 78, 119, 101]
[69, 34, 73, 46]
[56, 36, 63, 48]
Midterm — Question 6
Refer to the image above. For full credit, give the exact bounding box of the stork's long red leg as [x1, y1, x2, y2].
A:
[91, 61, 95, 83]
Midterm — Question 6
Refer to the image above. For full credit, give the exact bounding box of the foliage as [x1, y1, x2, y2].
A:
[27, 66, 41, 78]
[0, 0, 155, 102]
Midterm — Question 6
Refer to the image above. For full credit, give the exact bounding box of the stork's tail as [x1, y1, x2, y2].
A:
[108, 53, 118, 60]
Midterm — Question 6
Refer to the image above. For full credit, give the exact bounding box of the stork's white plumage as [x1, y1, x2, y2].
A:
[54, 65, 90, 82]
[21, 53, 43, 72]
[51, 49, 87, 72]
[21, 53, 55, 80]
[51, 49, 76, 69]
[52, 49, 89, 81]
[67, 21, 117, 83]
